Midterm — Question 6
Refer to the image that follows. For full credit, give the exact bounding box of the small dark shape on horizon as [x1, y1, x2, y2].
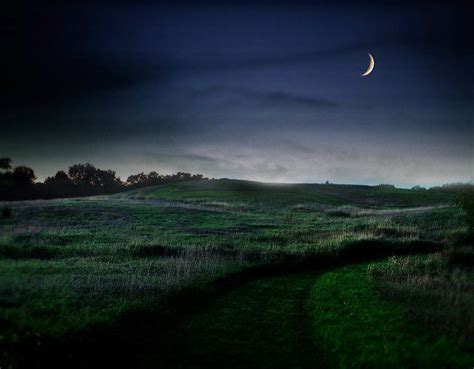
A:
[2, 206, 11, 218]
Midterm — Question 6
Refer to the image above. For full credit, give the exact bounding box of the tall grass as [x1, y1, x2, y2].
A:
[368, 248, 474, 348]
[0, 251, 251, 340]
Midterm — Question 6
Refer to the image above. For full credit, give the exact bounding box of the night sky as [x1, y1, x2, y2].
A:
[3, 1, 473, 186]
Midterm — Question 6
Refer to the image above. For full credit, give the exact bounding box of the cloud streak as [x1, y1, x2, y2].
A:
[192, 86, 339, 109]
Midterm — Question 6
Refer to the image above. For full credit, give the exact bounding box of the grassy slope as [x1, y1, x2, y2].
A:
[0, 179, 471, 368]
[127, 179, 455, 208]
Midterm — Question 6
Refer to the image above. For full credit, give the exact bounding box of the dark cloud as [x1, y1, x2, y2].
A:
[2, 2, 167, 110]
[4, 0, 471, 111]
[192, 86, 339, 109]
[251, 91, 338, 109]
[1, 61, 162, 111]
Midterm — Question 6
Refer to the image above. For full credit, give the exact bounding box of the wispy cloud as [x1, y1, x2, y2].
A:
[192, 86, 339, 109]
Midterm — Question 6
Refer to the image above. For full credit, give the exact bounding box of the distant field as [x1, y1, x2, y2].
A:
[0, 179, 472, 368]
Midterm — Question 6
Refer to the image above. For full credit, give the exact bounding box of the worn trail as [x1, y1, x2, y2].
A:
[142, 273, 321, 369]
[136, 264, 472, 369]
[17, 257, 472, 369]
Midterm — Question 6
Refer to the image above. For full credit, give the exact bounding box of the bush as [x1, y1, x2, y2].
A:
[2, 206, 12, 218]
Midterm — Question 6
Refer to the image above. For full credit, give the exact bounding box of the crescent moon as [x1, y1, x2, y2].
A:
[361, 53, 375, 77]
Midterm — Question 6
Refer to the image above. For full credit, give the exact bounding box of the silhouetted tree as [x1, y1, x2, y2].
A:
[126, 170, 206, 189]
[13, 166, 36, 186]
[148, 171, 163, 182]
[44, 170, 75, 197]
[68, 163, 122, 194]
[176, 172, 191, 180]
[0, 159, 14, 199]
[126, 172, 149, 186]
[126, 171, 164, 187]
[68, 163, 98, 187]
[0, 158, 12, 171]
[45, 170, 70, 185]
[0, 165, 36, 199]
[96, 169, 122, 192]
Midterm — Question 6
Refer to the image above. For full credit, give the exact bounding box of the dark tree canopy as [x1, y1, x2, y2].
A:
[1, 159, 207, 200]
[44, 170, 74, 197]
[67, 163, 122, 194]
[126, 172, 149, 186]
[13, 166, 36, 186]
[125, 171, 204, 188]
[0, 158, 12, 171]
[44, 170, 71, 185]
[0, 160, 37, 199]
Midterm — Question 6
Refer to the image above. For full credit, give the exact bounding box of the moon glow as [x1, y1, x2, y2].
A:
[361, 53, 375, 76]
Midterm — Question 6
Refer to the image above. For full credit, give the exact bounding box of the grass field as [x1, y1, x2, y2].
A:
[0, 179, 472, 368]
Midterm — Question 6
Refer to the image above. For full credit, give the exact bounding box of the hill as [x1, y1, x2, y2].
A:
[0, 179, 471, 369]
[121, 179, 456, 208]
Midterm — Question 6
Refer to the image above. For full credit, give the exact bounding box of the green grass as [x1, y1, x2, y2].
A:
[141, 264, 473, 369]
[0, 254, 249, 337]
[309, 264, 473, 369]
[368, 248, 474, 349]
[0, 179, 471, 368]
[127, 179, 455, 208]
[154, 274, 319, 369]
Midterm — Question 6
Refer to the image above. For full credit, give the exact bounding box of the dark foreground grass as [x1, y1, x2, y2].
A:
[142, 263, 473, 369]
[152, 273, 320, 369]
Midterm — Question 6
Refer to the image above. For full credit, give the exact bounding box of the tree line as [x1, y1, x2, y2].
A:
[0, 158, 207, 201]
